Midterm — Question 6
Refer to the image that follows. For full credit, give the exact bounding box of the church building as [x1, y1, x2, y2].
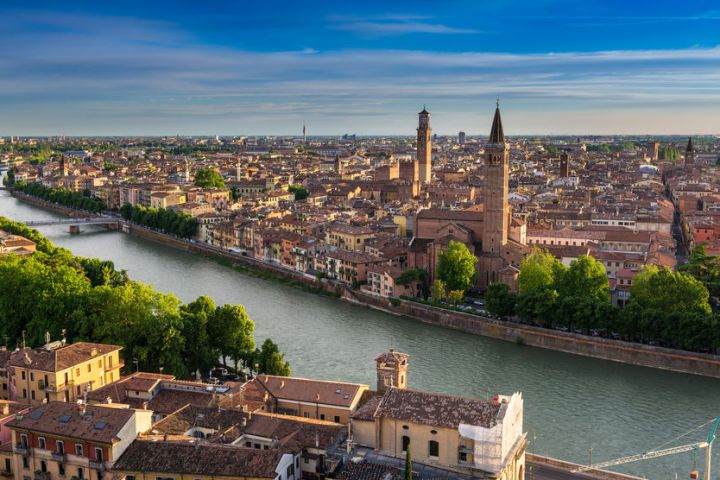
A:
[408, 103, 528, 290]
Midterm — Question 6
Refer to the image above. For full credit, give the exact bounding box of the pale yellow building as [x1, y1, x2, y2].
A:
[351, 351, 526, 480]
[5, 341, 123, 405]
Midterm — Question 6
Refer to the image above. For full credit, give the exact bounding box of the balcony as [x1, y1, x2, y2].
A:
[13, 444, 28, 455]
[89, 460, 105, 471]
[51, 452, 66, 462]
[34, 472, 51, 480]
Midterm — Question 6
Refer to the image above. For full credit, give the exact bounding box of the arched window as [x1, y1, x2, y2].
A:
[402, 436, 410, 452]
[428, 440, 439, 458]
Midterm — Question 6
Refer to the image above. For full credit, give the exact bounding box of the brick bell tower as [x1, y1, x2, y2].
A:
[375, 350, 409, 394]
[417, 107, 432, 184]
[479, 101, 510, 288]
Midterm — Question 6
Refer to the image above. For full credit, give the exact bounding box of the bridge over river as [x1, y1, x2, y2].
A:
[22, 217, 122, 232]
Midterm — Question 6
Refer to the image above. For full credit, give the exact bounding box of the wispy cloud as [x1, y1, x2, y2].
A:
[1, 10, 719, 135]
[327, 14, 481, 35]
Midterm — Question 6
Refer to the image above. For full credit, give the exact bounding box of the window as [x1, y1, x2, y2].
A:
[95, 448, 103, 463]
[428, 440, 439, 458]
[39, 437, 46, 449]
[87, 364, 92, 373]
[303, 412, 309, 418]
[245, 442, 252, 448]
[21, 371, 25, 380]
[459, 451, 468, 463]
[20, 434, 28, 448]
[56, 440, 65, 455]
[334, 416, 340, 423]
[76, 368, 80, 376]
[40, 461, 47, 473]
[59, 463, 65, 476]
[320, 414, 325, 420]
[30, 372, 34, 382]
[22, 388, 27, 399]
[401, 436, 410, 452]
[77, 468, 84, 480]
[254, 443, 261, 449]
[75, 444, 83, 457]
[31, 390, 35, 400]
[98, 360, 102, 368]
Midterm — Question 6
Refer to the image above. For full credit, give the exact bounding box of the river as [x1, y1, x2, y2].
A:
[1, 184, 718, 479]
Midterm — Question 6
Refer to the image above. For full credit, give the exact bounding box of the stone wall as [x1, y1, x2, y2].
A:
[344, 289, 720, 379]
[526, 454, 642, 480]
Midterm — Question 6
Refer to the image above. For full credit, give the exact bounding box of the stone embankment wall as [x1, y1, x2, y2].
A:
[11, 191, 93, 217]
[343, 288, 720, 379]
[526, 454, 643, 480]
[12, 192, 720, 379]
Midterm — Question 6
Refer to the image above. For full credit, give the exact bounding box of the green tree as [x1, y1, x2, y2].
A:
[194, 168, 226, 188]
[436, 241, 477, 292]
[518, 248, 564, 295]
[447, 289, 464, 305]
[556, 255, 609, 302]
[430, 279, 446, 303]
[485, 283, 517, 317]
[287, 185, 309, 201]
[631, 265, 711, 315]
[255, 339, 291, 376]
[679, 244, 720, 298]
[396, 268, 428, 298]
[210, 304, 255, 370]
[404, 441, 412, 480]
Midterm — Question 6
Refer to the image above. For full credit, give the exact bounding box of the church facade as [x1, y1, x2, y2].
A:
[408, 104, 528, 290]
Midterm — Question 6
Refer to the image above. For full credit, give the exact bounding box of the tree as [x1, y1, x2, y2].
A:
[210, 304, 255, 370]
[517, 287, 559, 327]
[255, 339, 291, 376]
[631, 265, 711, 315]
[404, 441, 412, 480]
[430, 279, 446, 303]
[436, 241, 477, 292]
[518, 248, 564, 295]
[485, 283, 517, 317]
[556, 255, 609, 302]
[447, 289, 464, 305]
[680, 244, 720, 298]
[287, 185, 309, 201]
[194, 168, 226, 188]
[396, 268, 428, 298]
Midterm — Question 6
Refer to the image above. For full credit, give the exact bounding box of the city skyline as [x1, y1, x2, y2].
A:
[2, 0, 720, 136]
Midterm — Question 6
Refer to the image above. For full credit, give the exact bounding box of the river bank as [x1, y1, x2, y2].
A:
[10, 190, 720, 380]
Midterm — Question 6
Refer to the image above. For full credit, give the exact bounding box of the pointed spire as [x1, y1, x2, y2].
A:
[488, 101, 505, 144]
[419, 105, 429, 115]
[686, 137, 694, 153]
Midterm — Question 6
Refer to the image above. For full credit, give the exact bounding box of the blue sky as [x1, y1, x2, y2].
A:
[1, 1, 719, 136]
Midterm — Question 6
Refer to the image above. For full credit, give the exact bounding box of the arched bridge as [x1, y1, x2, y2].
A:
[22, 217, 122, 233]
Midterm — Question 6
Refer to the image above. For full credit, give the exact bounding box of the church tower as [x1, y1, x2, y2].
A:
[559, 152, 569, 177]
[417, 107, 432, 184]
[375, 350, 409, 394]
[60, 155, 69, 177]
[685, 137, 695, 171]
[479, 102, 510, 287]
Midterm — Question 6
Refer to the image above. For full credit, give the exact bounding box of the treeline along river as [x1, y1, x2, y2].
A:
[1, 181, 718, 479]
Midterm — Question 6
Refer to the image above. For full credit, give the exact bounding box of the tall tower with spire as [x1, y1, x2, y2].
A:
[303, 124, 307, 143]
[685, 137, 695, 171]
[479, 101, 510, 287]
[417, 107, 432, 184]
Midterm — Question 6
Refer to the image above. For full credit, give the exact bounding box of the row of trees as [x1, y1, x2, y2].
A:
[14, 181, 105, 213]
[484, 247, 720, 352]
[120, 203, 198, 238]
[0, 217, 290, 377]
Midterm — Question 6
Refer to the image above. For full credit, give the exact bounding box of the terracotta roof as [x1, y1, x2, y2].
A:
[368, 388, 501, 429]
[113, 440, 281, 477]
[254, 376, 367, 408]
[8, 342, 122, 372]
[7, 401, 135, 444]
